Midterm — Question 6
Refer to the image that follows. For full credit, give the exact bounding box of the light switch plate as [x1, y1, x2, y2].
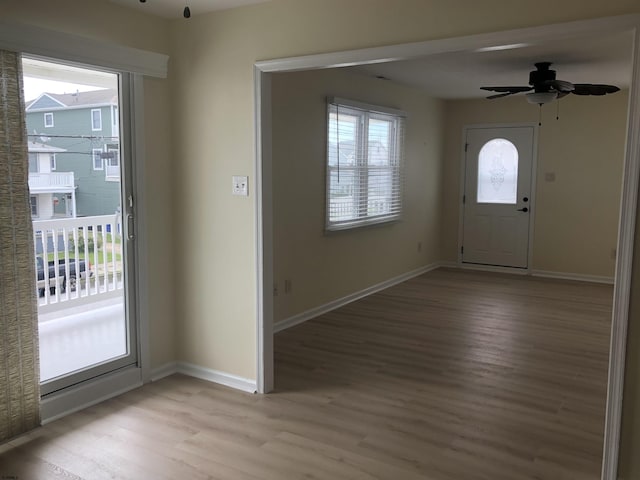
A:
[232, 176, 249, 196]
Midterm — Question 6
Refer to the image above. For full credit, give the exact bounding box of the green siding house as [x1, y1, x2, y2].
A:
[26, 89, 121, 217]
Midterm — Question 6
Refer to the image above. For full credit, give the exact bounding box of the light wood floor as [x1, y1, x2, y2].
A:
[0, 268, 613, 479]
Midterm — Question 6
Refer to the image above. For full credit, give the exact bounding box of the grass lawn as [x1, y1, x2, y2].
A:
[47, 250, 122, 264]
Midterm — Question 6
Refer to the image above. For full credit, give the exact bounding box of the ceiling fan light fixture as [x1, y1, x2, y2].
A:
[526, 91, 558, 105]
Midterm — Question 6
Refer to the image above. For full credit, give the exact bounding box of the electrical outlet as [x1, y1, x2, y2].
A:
[284, 279, 292, 294]
[232, 176, 249, 196]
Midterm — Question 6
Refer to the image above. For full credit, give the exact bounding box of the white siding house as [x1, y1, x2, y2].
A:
[28, 141, 76, 219]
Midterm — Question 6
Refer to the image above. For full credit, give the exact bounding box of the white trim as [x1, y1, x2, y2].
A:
[91, 108, 102, 131]
[254, 67, 274, 394]
[0, 20, 168, 78]
[255, 15, 640, 73]
[255, 18, 640, 480]
[602, 26, 640, 480]
[130, 74, 151, 384]
[531, 270, 615, 285]
[92, 148, 104, 170]
[40, 367, 142, 423]
[327, 96, 407, 117]
[150, 362, 178, 382]
[43, 111, 54, 128]
[28, 102, 118, 113]
[26, 93, 66, 111]
[445, 262, 616, 284]
[457, 123, 538, 271]
[177, 363, 257, 394]
[274, 263, 441, 333]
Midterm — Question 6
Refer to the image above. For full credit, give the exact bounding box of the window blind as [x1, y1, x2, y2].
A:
[326, 98, 406, 231]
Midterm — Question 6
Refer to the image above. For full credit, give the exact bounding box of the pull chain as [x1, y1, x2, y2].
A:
[538, 104, 543, 127]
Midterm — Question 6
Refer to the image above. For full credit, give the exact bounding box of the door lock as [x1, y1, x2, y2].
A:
[517, 207, 529, 213]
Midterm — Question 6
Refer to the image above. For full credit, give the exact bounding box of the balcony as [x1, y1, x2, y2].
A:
[34, 214, 124, 311]
[105, 164, 120, 182]
[33, 214, 126, 381]
[29, 172, 75, 193]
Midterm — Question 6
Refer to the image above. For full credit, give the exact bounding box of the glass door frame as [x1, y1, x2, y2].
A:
[24, 56, 140, 397]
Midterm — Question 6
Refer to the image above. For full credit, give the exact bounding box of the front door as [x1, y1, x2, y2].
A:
[461, 126, 535, 268]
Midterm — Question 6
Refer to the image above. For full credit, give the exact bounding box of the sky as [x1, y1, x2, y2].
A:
[22, 77, 101, 103]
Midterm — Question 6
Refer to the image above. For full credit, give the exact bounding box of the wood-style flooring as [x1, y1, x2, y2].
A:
[0, 268, 613, 479]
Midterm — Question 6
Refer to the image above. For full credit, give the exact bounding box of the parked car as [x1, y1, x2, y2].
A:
[36, 256, 92, 297]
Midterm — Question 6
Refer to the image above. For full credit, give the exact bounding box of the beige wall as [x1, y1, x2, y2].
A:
[271, 69, 444, 323]
[442, 93, 628, 277]
[4, 0, 176, 368]
[167, 0, 640, 474]
[7, 0, 640, 475]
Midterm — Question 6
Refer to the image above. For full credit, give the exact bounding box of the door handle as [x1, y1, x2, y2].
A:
[126, 213, 135, 240]
[517, 207, 529, 213]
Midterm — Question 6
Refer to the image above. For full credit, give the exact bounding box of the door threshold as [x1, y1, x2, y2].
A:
[457, 262, 529, 275]
[40, 366, 142, 424]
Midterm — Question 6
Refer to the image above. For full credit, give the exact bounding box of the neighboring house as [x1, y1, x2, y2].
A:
[27, 141, 75, 219]
[25, 89, 121, 217]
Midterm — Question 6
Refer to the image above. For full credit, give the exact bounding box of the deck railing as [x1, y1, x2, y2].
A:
[28, 172, 75, 190]
[33, 214, 124, 314]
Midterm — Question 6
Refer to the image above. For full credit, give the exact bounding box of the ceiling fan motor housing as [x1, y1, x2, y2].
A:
[530, 62, 556, 91]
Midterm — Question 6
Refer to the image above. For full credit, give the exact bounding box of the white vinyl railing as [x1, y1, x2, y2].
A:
[33, 214, 124, 314]
[28, 172, 75, 190]
[105, 165, 120, 181]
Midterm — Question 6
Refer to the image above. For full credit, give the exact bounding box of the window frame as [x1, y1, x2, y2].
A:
[30, 195, 38, 218]
[44, 112, 54, 128]
[325, 97, 406, 232]
[28, 152, 39, 173]
[50, 153, 56, 171]
[91, 108, 102, 131]
[92, 148, 104, 170]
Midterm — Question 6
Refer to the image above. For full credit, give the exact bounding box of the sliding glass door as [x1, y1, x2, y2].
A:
[22, 56, 138, 395]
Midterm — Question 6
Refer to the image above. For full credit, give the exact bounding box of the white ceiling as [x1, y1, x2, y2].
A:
[109, 0, 271, 18]
[347, 29, 635, 100]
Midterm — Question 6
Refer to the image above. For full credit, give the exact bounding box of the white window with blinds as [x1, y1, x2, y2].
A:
[326, 97, 406, 231]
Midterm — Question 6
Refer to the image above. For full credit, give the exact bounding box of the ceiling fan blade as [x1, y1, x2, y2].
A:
[547, 79, 574, 93]
[486, 92, 518, 100]
[571, 84, 620, 96]
[481, 86, 532, 93]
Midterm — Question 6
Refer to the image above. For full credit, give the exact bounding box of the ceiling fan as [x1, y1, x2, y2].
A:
[481, 62, 620, 104]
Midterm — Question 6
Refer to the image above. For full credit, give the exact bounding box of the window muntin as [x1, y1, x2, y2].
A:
[326, 101, 405, 231]
[91, 108, 102, 131]
[44, 112, 53, 128]
[477, 138, 519, 204]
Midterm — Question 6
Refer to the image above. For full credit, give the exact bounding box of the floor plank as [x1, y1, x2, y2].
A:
[0, 268, 612, 479]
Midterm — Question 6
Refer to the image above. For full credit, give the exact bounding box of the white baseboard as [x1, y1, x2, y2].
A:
[531, 269, 615, 285]
[443, 261, 614, 285]
[274, 262, 441, 333]
[150, 362, 178, 382]
[176, 362, 257, 394]
[150, 361, 257, 394]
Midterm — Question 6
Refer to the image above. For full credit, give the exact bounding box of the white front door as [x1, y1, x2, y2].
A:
[461, 126, 535, 268]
